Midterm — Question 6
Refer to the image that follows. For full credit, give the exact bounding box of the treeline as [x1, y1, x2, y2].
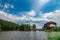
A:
[43, 27, 60, 31]
[0, 19, 36, 31]
[52, 27, 60, 31]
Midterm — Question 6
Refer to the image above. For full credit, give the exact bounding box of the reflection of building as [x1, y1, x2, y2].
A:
[43, 21, 57, 30]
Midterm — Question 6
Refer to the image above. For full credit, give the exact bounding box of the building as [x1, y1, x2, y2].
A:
[43, 21, 57, 30]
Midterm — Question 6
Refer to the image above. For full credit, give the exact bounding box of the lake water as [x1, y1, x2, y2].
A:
[0, 31, 48, 40]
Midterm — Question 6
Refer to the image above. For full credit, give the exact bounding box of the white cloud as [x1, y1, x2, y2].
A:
[39, 12, 54, 21]
[27, 10, 36, 16]
[4, 3, 14, 9]
[20, 15, 29, 21]
[0, 3, 14, 9]
[38, 0, 49, 5]
[32, 0, 50, 12]
[26, 10, 50, 22]
[0, 10, 30, 22]
[42, 12, 53, 18]
[49, 10, 60, 26]
[0, 11, 18, 22]
[29, 17, 49, 22]
[39, 10, 60, 26]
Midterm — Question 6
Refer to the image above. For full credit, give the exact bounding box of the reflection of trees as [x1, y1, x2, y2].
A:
[31, 31, 37, 40]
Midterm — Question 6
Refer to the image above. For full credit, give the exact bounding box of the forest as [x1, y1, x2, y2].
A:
[0, 19, 36, 31]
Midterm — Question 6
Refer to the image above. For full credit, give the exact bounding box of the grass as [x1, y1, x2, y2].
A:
[48, 32, 60, 40]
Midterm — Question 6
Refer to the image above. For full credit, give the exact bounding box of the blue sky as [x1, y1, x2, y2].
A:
[0, 0, 60, 28]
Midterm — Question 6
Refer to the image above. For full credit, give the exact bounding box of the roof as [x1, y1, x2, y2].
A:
[47, 21, 56, 24]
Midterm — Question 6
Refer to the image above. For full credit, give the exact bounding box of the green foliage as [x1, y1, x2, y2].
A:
[0, 19, 20, 31]
[0, 19, 36, 31]
[48, 32, 60, 40]
[43, 26, 60, 31]
[20, 24, 31, 31]
[32, 24, 36, 29]
[52, 27, 60, 31]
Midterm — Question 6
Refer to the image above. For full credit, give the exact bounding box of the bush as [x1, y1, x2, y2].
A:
[48, 32, 60, 40]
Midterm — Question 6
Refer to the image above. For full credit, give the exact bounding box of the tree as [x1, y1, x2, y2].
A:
[20, 24, 25, 31]
[0, 19, 32, 31]
[32, 24, 36, 30]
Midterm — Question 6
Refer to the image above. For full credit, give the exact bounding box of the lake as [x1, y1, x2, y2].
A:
[0, 31, 48, 40]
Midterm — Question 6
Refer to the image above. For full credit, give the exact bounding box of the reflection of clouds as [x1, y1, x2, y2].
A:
[0, 31, 48, 40]
[30, 31, 37, 40]
[36, 31, 48, 40]
[30, 31, 48, 40]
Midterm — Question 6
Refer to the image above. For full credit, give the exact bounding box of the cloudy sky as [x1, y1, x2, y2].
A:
[0, 0, 60, 28]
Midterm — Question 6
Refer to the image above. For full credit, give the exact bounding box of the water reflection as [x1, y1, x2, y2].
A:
[0, 31, 48, 40]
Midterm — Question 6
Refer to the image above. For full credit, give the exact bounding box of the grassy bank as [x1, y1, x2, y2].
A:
[48, 32, 60, 40]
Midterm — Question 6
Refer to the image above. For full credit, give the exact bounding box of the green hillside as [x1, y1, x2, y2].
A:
[0, 19, 36, 31]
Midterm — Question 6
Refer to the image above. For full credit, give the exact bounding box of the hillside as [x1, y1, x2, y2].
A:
[0, 19, 20, 31]
[0, 19, 36, 31]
